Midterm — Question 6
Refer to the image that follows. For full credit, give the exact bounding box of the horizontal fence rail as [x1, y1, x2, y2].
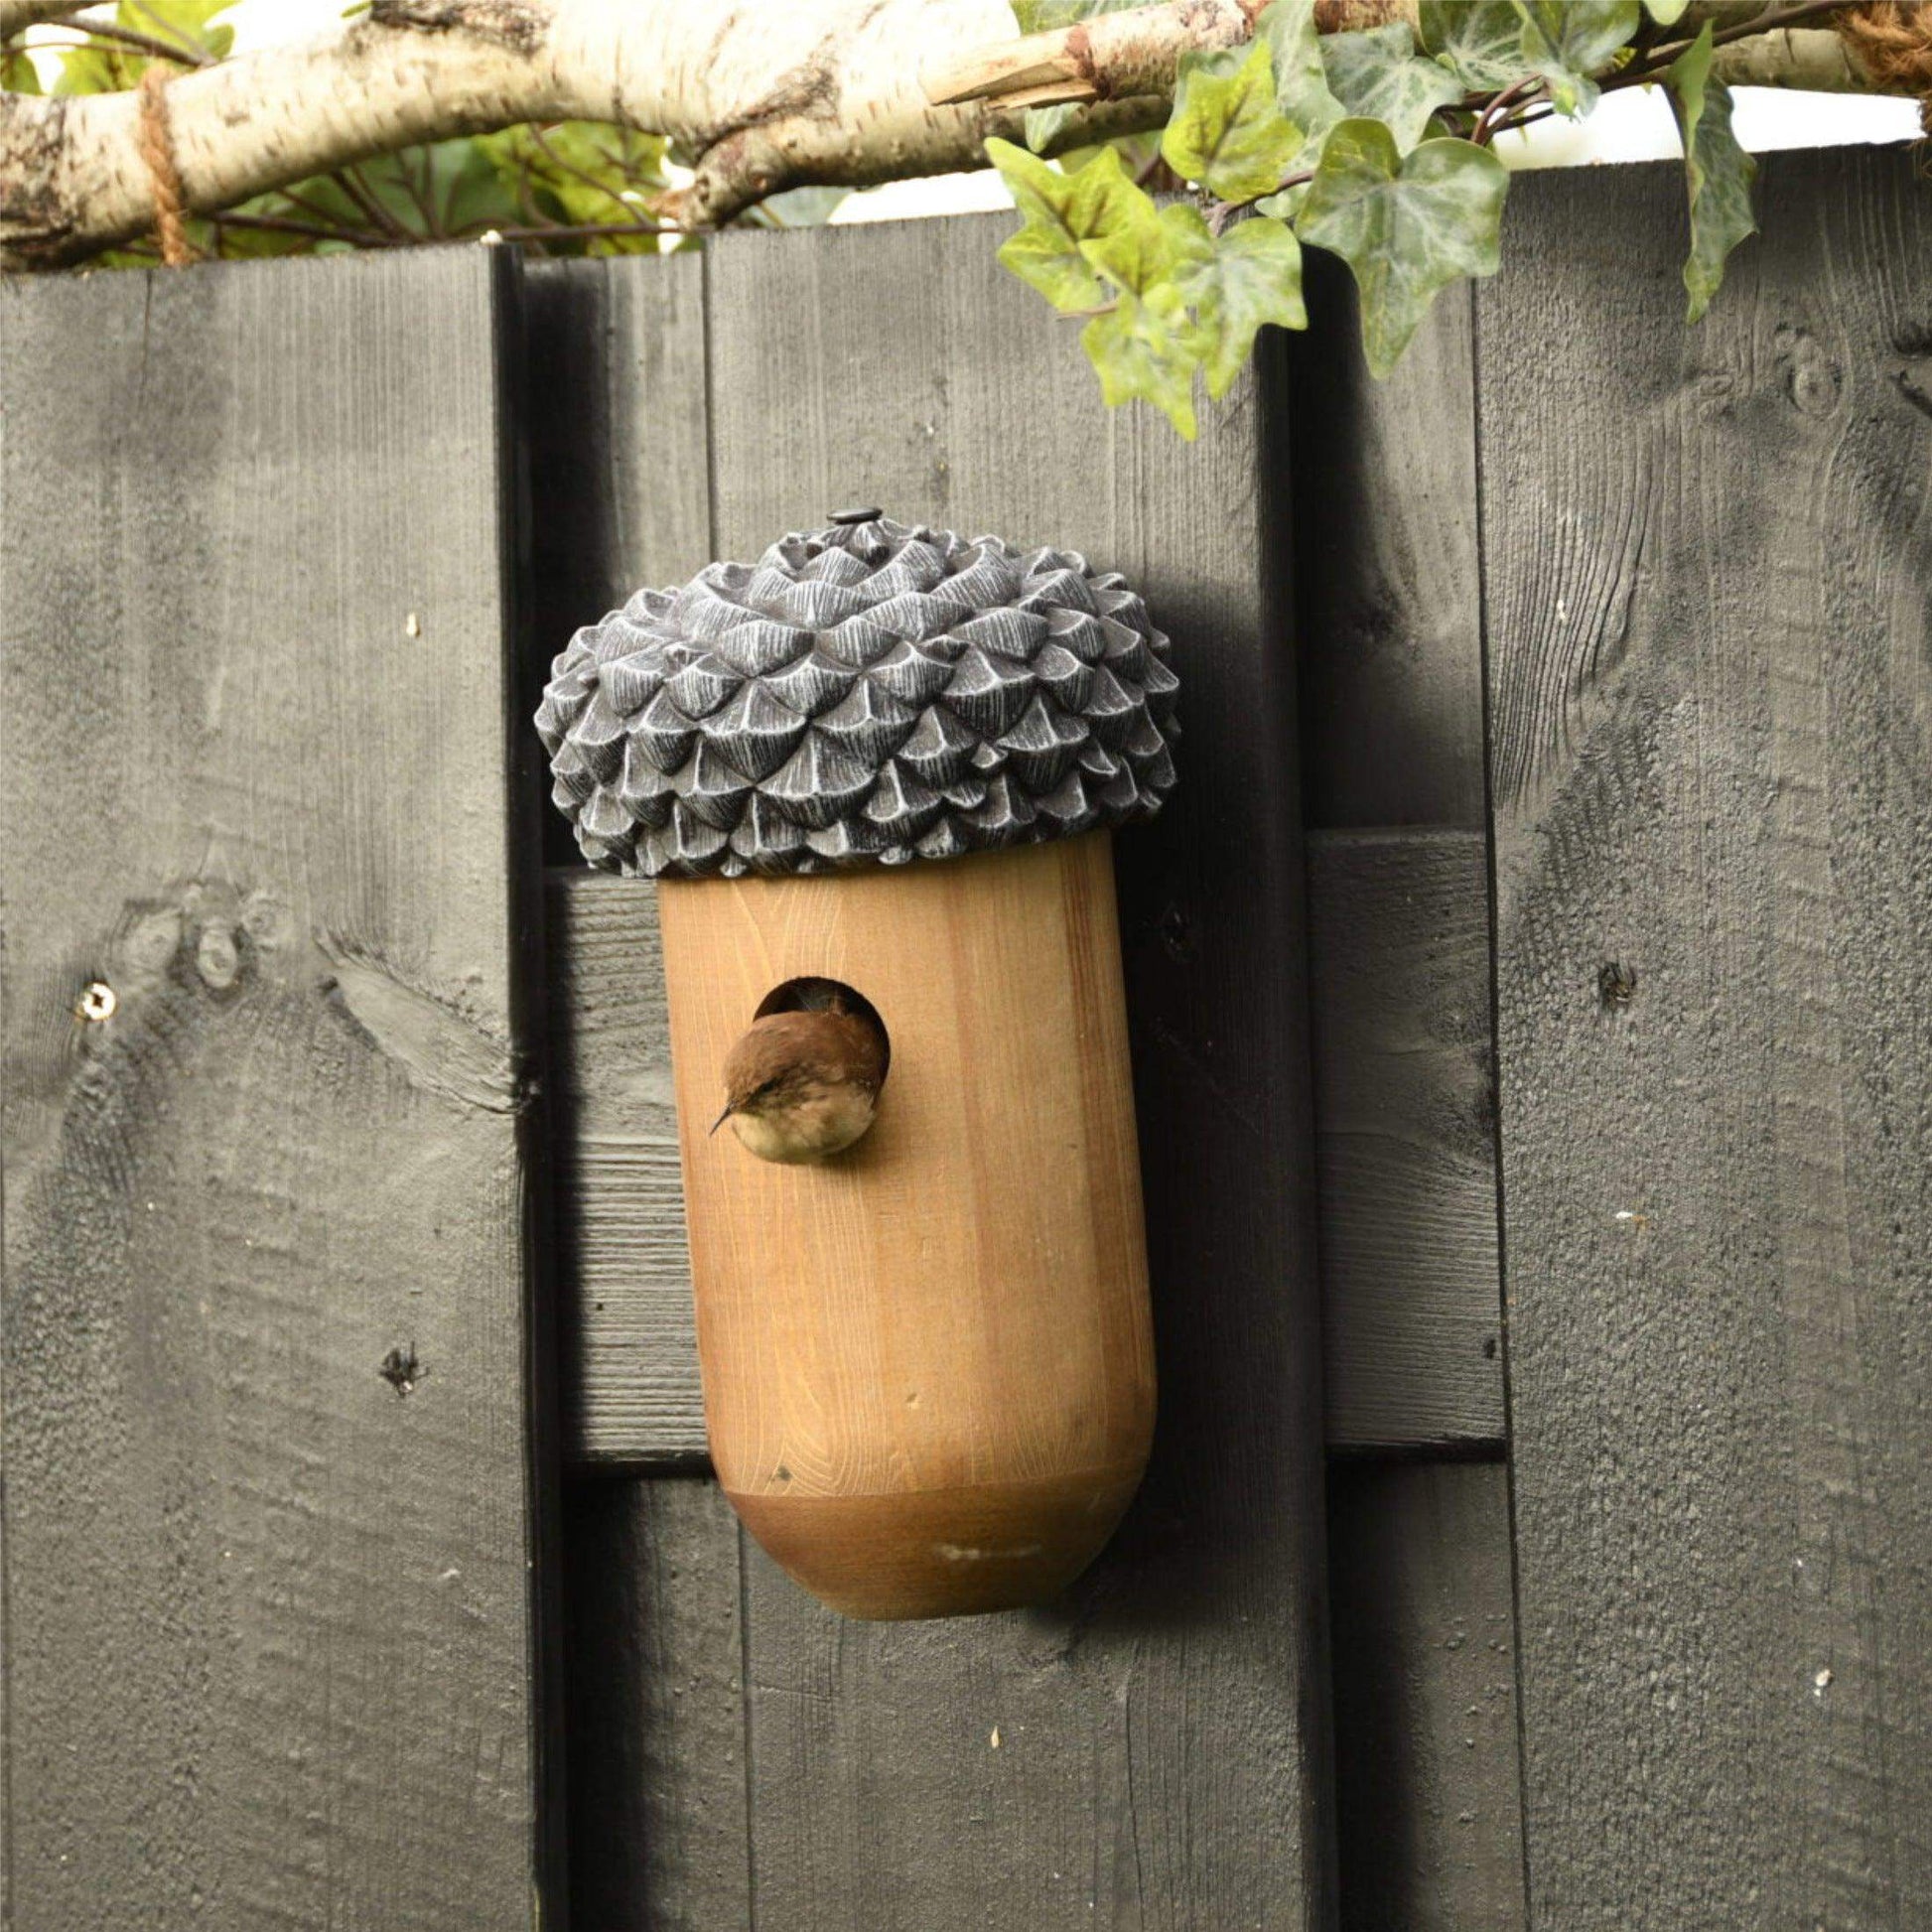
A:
[6, 138, 1928, 1932]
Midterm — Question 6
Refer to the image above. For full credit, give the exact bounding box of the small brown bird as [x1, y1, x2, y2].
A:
[712, 995, 888, 1165]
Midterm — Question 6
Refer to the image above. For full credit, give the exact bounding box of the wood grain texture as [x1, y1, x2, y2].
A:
[521, 253, 712, 638]
[739, 1525, 1210, 1930]
[545, 871, 703, 1463]
[706, 211, 1332, 1928]
[0, 253, 557, 1927]
[519, 255, 713, 762]
[1308, 830, 1503, 1449]
[558, 833, 1504, 1462]
[1480, 148, 1932, 1927]
[562, 1476, 750, 1931]
[521, 254, 715, 1455]
[659, 836, 1155, 1619]
[1327, 1461, 1525, 1932]
[1289, 256, 1485, 830]
[549, 243, 1497, 1471]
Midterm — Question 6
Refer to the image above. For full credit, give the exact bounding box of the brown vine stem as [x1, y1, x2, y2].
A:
[211, 210, 389, 246]
[40, 17, 212, 67]
[526, 124, 654, 220]
[1486, 102, 1557, 141]
[484, 219, 671, 241]
[1210, 167, 1311, 233]
[390, 153, 441, 233]
[1473, 74, 1546, 145]
[1135, 147, 1173, 189]
[335, 166, 415, 241]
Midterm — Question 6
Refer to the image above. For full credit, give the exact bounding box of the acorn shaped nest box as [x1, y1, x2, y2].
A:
[537, 511, 1176, 1619]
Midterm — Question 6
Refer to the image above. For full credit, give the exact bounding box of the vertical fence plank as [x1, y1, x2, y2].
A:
[546, 872, 701, 1461]
[0, 251, 557, 1929]
[560, 1478, 750, 1931]
[1291, 262, 1486, 833]
[1480, 148, 1932, 1925]
[524, 254, 711, 1462]
[1288, 252, 1523, 1930]
[517, 254, 745, 1929]
[1326, 1462, 1524, 1932]
[1307, 829, 1503, 1449]
[706, 212, 1332, 1931]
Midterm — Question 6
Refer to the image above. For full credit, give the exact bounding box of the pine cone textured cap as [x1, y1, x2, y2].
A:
[536, 514, 1179, 879]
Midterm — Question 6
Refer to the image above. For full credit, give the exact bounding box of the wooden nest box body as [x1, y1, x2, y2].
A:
[538, 514, 1178, 1618]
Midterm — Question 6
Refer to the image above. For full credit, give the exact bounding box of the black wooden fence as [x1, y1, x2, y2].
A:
[2, 140, 1928, 1931]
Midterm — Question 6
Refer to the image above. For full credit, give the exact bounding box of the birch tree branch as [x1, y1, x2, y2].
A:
[925, 0, 1887, 110]
[0, 0, 1170, 270]
[1714, 24, 1875, 89]
[0, 0, 1912, 274]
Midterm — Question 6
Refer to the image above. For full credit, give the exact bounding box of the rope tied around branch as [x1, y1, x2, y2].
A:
[135, 65, 199, 266]
[1839, 2, 1932, 137]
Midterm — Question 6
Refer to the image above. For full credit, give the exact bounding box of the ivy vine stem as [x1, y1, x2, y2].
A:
[335, 168, 414, 243]
[527, 123, 647, 221]
[1211, 169, 1311, 235]
[988, 0, 1849, 431]
[1473, 75, 1546, 147]
[38, 16, 210, 67]
[211, 210, 390, 247]
[1485, 103, 1557, 143]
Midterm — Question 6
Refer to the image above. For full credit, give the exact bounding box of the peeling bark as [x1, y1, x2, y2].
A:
[0, 0, 1167, 268]
[925, 0, 1258, 109]
[0, 0, 1910, 273]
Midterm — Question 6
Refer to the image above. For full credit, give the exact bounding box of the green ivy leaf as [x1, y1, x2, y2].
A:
[1514, 0, 1640, 117]
[142, 0, 233, 57]
[50, 0, 233, 92]
[1024, 103, 1081, 153]
[987, 138, 1156, 312]
[51, 40, 141, 92]
[1163, 42, 1307, 202]
[1256, 0, 1345, 145]
[477, 121, 670, 241]
[1171, 209, 1308, 396]
[1081, 198, 1208, 295]
[1321, 24, 1466, 153]
[1082, 285, 1201, 439]
[1298, 117, 1508, 376]
[1417, 0, 1536, 93]
[1643, 0, 1691, 22]
[1056, 129, 1166, 178]
[1, 42, 42, 92]
[414, 137, 524, 235]
[1665, 20, 1756, 322]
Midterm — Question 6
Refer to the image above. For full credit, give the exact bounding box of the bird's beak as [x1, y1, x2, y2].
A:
[709, 1101, 735, 1137]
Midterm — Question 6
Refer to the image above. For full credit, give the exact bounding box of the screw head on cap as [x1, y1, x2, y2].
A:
[828, 505, 884, 525]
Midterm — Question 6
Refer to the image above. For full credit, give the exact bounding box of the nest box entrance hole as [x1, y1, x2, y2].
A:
[752, 976, 891, 1076]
